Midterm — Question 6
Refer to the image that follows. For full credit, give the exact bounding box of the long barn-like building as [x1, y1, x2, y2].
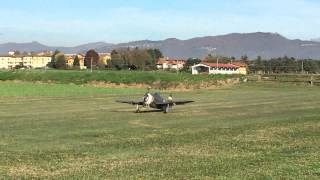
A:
[192, 63, 247, 75]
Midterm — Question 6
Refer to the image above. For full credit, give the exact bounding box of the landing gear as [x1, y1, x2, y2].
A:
[163, 104, 170, 114]
[135, 105, 140, 113]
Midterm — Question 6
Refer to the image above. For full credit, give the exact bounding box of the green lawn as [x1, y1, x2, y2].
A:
[0, 81, 145, 97]
[0, 82, 319, 179]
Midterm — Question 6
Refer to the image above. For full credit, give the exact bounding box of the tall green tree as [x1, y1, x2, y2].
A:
[73, 55, 80, 67]
[240, 55, 249, 65]
[203, 54, 231, 64]
[251, 56, 265, 73]
[48, 50, 60, 68]
[109, 48, 160, 70]
[147, 49, 163, 65]
[109, 50, 125, 70]
[54, 53, 66, 69]
[248, 56, 320, 74]
[182, 58, 202, 72]
[84, 50, 99, 68]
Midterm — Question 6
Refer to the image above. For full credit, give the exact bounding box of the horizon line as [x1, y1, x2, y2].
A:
[0, 32, 316, 47]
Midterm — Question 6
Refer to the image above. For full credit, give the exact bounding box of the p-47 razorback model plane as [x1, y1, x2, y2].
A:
[116, 92, 194, 113]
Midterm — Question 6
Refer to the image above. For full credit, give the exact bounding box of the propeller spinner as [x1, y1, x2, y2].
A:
[143, 93, 154, 106]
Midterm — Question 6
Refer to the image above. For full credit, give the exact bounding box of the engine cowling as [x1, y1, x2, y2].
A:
[143, 93, 154, 106]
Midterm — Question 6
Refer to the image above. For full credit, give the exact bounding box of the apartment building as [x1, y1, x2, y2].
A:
[0, 55, 51, 69]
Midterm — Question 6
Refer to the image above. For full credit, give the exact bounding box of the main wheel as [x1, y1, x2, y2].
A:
[163, 105, 170, 113]
[135, 105, 140, 113]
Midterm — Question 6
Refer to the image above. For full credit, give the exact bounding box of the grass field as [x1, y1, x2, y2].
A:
[0, 81, 319, 179]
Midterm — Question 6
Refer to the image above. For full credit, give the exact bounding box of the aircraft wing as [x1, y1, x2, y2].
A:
[156, 100, 194, 106]
[116, 100, 144, 105]
[173, 100, 194, 105]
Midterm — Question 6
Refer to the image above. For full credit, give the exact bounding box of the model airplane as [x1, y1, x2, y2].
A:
[116, 91, 194, 113]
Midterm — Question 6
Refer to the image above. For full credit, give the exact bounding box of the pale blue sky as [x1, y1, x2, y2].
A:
[0, 0, 319, 46]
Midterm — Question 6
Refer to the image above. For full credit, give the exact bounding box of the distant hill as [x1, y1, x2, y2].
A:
[0, 41, 113, 54]
[0, 41, 51, 53]
[1, 32, 320, 59]
[105, 32, 320, 59]
[311, 38, 320, 42]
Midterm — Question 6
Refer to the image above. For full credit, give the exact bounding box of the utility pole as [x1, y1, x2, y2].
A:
[211, 48, 218, 71]
[301, 61, 304, 74]
[269, 63, 271, 74]
[91, 56, 93, 73]
[216, 57, 219, 69]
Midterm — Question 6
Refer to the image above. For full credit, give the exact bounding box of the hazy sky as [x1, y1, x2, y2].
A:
[0, 0, 319, 46]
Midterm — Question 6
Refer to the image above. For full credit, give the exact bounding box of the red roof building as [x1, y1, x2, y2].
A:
[156, 58, 186, 70]
[202, 63, 240, 68]
[192, 62, 247, 75]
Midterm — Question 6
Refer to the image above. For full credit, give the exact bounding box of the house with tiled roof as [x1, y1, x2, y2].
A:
[156, 58, 186, 70]
[98, 53, 111, 66]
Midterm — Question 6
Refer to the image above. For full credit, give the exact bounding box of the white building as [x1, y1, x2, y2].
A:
[8, 51, 15, 56]
[192, 63, 246, 75]
[0, 56, 11, 69]
[0, 56, 23, 69]
[23, 56, 52, 69]
[0, 55, 52, 69]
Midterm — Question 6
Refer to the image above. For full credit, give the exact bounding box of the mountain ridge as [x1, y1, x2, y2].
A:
[1, 32, 320, 59]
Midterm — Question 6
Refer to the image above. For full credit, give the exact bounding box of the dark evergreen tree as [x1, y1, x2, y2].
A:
[73, 55, 80, 67]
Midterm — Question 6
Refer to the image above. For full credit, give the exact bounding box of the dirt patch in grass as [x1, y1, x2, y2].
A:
[7, 156, 161, 177]
[6, 164, 57, 178]
[103, 157, 161, 171]
[233, 121, 320, 146]
[5, 157, 96, 178]
[128, 120, 162, 129]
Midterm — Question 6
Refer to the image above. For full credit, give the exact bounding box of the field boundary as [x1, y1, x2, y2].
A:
[0, 70, 244, 90]
[247, 74, 320, 86]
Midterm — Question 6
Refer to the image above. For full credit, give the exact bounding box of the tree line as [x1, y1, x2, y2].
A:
[49, 49, 106, 69]
[182, 54, 320, 74]
[46, 50, 320, 74]
[249, 56, 320, 74]
[109, 48, 163, 70]
[48, 48, 163, 70]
